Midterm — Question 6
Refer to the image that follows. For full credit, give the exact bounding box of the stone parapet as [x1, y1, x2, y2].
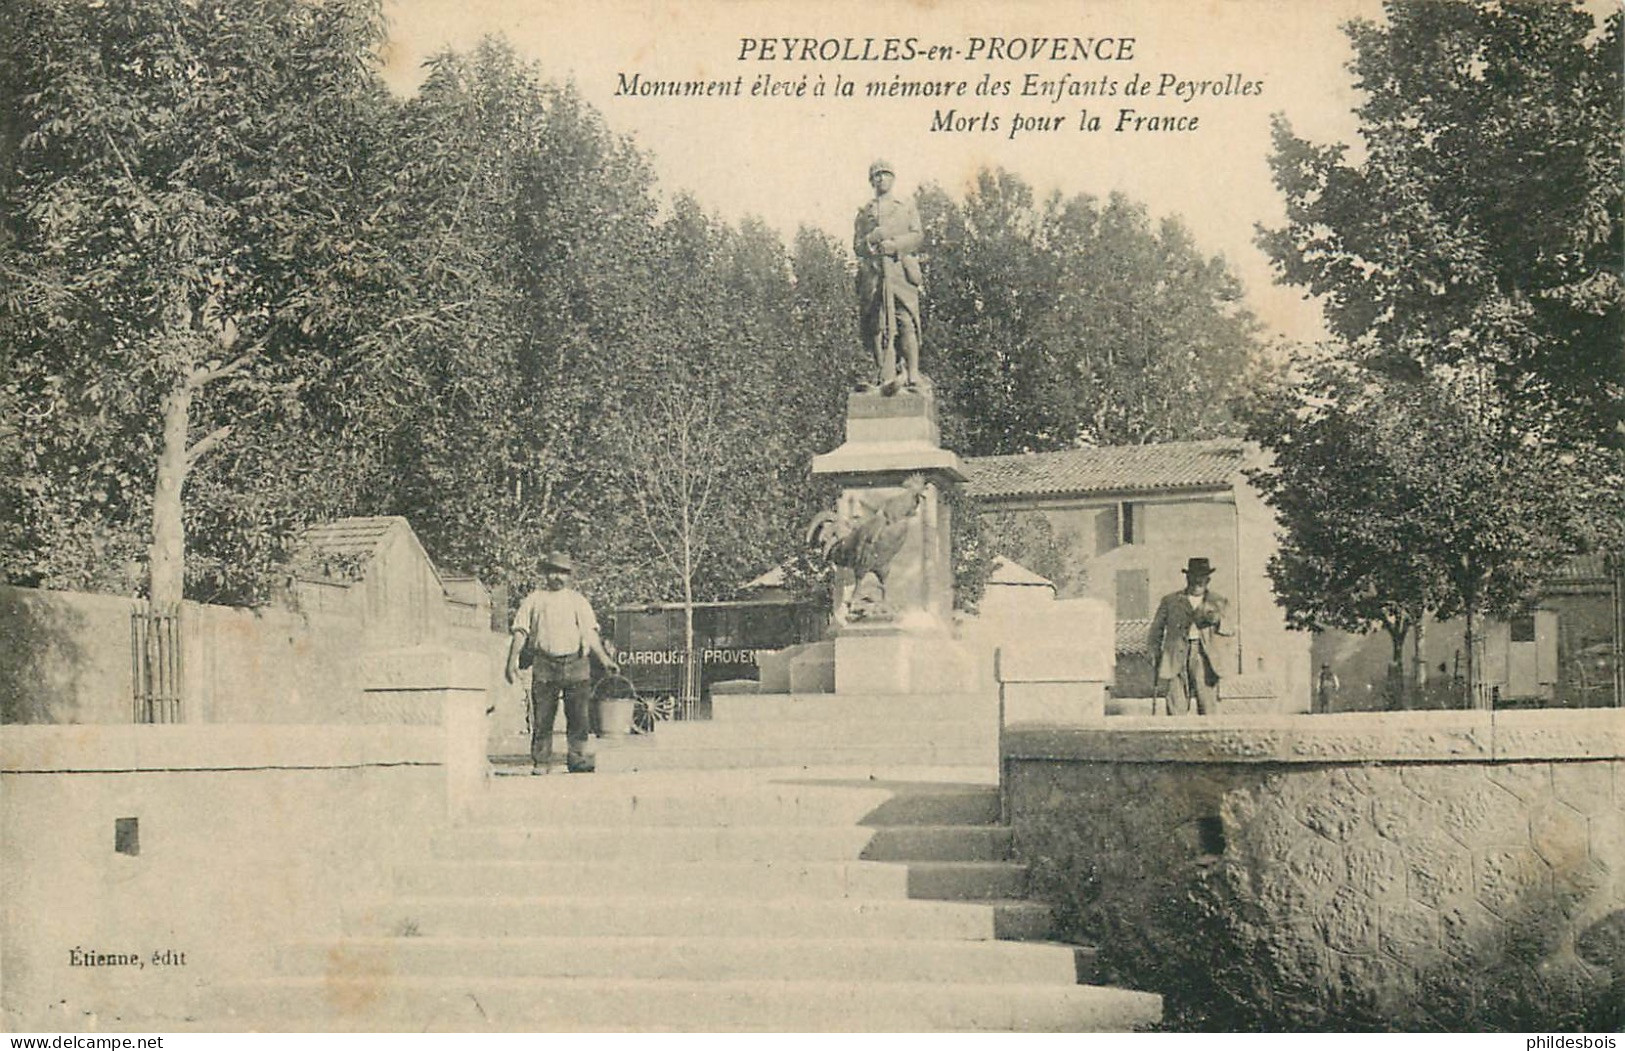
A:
[1005, 708, 1625, 1030]
[1005, 708, 1625, 765]
[0, 723, 443, 772]
[1, 725, 446, 1030]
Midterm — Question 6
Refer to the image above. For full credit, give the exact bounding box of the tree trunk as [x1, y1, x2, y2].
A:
[1464, 601, 1487, 710]
[1385, 624, 1408, 710]
[150, 382, 193, 609]
[1412, 617, 1427, 695]
[681, 534, 697, 715]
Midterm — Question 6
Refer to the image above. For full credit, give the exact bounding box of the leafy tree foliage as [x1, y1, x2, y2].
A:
[594, 199, 850, 610]
[1259, 0, 1622, 480]
[1252, 0, 1623, 704]
[1244, 355, 1580, 702]
[917, 169, 1266, 455]
[1, 0, 398, 605]
[1, 20, 854, 614]
[371, 43, 669, 597]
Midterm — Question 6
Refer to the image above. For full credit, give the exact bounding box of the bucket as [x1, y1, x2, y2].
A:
[592, 673, 639, 737]
[595, 696, 636, 736]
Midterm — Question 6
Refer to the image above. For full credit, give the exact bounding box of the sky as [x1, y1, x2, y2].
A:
[376, 0, 1400, 345]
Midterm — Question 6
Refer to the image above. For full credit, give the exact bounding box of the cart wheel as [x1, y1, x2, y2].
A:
[632, 698, 657, 734]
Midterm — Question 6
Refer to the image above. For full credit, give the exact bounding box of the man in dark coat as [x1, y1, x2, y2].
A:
[1146, 557, 1230, 715]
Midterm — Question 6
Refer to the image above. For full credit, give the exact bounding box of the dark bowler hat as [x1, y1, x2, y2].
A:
[541, 551, 575, 573]
[1182, 557, 1215, 579]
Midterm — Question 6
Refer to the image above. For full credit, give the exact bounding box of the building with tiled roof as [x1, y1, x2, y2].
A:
[281, 516, 489, 648]
[964, 440, 1309, 711]
[964, 439, 1248, 501]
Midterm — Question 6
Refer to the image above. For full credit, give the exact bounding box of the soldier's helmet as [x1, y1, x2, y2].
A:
[868, 159, 895, 178]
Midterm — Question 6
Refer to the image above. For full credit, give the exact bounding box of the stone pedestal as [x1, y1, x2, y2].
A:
[834, 626, 976, 695]
[811, 389, 966, 632]
[996, 638, 1113, 725]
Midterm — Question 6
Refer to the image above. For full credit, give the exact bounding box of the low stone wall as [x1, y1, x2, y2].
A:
[1005, 710, 1625, 1030]
[1, 585, 504, 726]
[1, 724, 448, 1030]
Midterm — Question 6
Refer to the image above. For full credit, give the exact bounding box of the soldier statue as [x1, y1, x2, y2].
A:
[854, 159, 925, 393]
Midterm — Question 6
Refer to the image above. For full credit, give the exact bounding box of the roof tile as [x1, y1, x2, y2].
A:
[965, 440, 1246, 499]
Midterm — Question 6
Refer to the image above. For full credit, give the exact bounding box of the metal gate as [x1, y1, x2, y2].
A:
[131, 602, 182, 723]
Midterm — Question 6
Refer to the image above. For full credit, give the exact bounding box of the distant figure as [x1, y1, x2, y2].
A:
[505, 551, 619, 774]
[854, 159, 925, 392]
[1316, 662, 1341, 713]
[1147, 557, 1231, 716]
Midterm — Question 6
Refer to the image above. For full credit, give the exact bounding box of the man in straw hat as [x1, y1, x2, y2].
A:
[854, 158, 925, 392]
[505, 551, 619, 773]
[1146, 556, 1231, 716]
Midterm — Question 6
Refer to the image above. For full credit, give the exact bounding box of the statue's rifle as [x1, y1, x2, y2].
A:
[876, 202, 896, 384]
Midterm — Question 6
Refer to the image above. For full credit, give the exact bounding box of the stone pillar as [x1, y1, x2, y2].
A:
[359, 645, 489, 819]
[811, 389, 972, 694]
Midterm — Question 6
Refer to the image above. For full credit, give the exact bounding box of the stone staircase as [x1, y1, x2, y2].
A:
[595, 690, 1000, 771]
[208, 764, 1162, 1031]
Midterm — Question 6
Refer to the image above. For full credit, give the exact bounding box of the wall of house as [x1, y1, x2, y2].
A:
[1, 725, 445, 1030]
[1234, 469, 1312, 709]
[979, 490, 1310, 710]
[1006, 711, 1625, 1030]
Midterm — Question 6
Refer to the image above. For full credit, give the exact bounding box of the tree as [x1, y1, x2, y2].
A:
[1, 0, 398, 607]
[916, 169, 1266, 455]
[593, 196, 851, 689]
[1254, 0, 1624, 705]
[976, 511, 1086, 597]
[1258, 0, 1622, 488]
[370, 43, 668, 597]
[1245, 357, 1449, 703]
[602, 387, 728, 704]
[1247, 349, 1591, 706]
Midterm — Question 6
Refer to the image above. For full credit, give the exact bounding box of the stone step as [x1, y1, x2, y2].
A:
[862, 825, 1012, 862]
[396, 859, 912, 899]
[345, 895, 1056, 941]
[709, 692, 992, 723]
[393, 859, 1027, 901]
[210, 975, 1163, 1032]
[432, 824, 870, 862]
[429, 824, 1010, 863]
[642, 718, 995, 751]
[905, 861, 1030, 901]
[592, 742, 996, 772]
[273, 934, 1089, 985]
[469, 780, 1001, 828]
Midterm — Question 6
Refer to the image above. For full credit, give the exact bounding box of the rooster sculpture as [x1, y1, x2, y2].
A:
[805, 474, 928, 620]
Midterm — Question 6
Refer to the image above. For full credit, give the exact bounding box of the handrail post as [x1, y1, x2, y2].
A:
[995, 646, 1008, 826]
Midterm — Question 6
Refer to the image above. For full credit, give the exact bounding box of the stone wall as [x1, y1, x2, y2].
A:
[1, 585, 502, 725]
[1, 724, 447, 1030]
[1006, 711, 1625, 1030]
[0, 586, 134, 724]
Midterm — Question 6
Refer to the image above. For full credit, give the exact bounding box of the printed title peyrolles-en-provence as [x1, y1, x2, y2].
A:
[736, 36, 1137, 63]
